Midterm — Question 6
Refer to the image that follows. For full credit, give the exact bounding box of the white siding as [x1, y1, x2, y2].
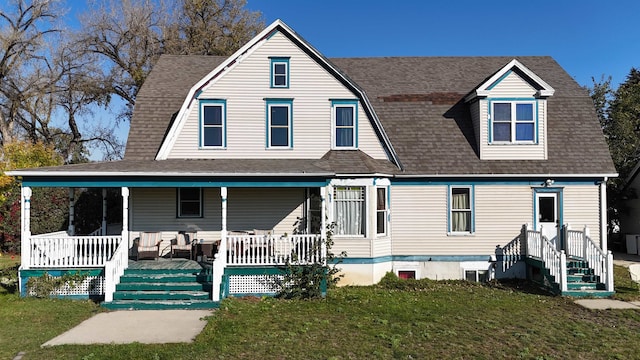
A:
[478, 71, 548, 160]
[226, 188, 304, 234]
[563, 185, 601, 244]
[130, 187, 305, 241]
[390, 184, 603, 256]
[487, 71, 537, 97]
[130, 187, 222, 242]
[168, 31, 388, 160]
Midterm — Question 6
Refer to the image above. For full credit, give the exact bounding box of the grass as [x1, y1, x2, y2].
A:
[0, 263, 639, 359]
[0, 274, 637, 359]
[612, 265, 640, 301]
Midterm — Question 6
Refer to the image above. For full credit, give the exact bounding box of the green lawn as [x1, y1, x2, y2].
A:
[1, 265, 639, 359]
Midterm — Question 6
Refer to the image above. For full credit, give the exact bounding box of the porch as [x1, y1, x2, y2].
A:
[498, 223, 614, 297]
[19, 228, 325, 306]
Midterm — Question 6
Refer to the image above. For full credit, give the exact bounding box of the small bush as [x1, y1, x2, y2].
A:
[0, 263, 19, 294]
[26, 271, 88, 298]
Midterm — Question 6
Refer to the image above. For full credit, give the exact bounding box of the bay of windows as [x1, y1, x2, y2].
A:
[334, 186, 365, 235]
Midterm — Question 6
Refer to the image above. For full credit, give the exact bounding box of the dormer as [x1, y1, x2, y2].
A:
[465, 59, 555, 161]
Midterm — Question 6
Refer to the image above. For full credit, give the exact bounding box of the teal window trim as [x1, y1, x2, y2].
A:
[177, 187, 203, 218]
[488, 98, 538, 144]
[265, 98, 293, 149]
[199, 99, 227, 148]
[270, 57, 290, 88]
[447, 185, 475, 234]
[532, 187, 563, 231]
[331, 99, 358, 149]
[376, 186, 389, 236]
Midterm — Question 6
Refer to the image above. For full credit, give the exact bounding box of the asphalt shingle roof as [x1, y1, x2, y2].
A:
[25, 54, 616, 177]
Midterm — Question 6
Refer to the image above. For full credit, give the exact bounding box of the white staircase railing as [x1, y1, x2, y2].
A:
[564, 224, 613, 292]
[525, 224, 567, 292]
[104, 238, 129, 302]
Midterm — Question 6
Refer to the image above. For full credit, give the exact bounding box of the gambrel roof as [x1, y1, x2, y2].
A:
[11, 21, 616, 179]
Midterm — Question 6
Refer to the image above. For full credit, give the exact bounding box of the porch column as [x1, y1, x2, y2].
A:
[212, 187, 227, 301]
[68, 188, 75, 235]
[20, 186, 32, 270]
[102, 188, 108, 235]
[600, 178, 608, 253]
[320, 187, 327, 257]
[121, 187, 130, 247]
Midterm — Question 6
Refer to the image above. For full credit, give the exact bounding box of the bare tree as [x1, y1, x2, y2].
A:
[78, 0, 263, 121]
[0, 0, 61, 145]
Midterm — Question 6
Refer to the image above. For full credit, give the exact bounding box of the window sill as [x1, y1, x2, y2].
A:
[199, 146, 226, 150]
[266, 146, 293, 150]
[447, 232, 475, 237]
[488, 142, 537, 145]
[331, 147, 358, 150]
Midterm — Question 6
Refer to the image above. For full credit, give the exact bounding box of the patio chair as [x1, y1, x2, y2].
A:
[171, 231, 196, 260]
[136, 231, 162, 260]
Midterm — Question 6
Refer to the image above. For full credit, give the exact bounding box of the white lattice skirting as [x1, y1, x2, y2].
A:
[228, 274, 283, 295]
[28, 276, 104, 297]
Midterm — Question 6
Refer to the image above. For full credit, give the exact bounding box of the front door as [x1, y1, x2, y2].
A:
[536, 192, 559, 248]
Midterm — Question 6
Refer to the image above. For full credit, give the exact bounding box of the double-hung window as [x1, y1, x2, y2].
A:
[200, 100, 225, 148]
[270, 57, 289, 88]
[332, 100, 357, 149]
[178, 188, 202, 218]
[334, 186, 365, 236]
[266, 99, 293, 148]
[376, 187, 387, 235]
[449, 186, 473, 233]
[491, 101, 535, 143]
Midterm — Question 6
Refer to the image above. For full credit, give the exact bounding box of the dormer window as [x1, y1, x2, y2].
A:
[270, 57, 289, 88]
[491, 101, 536, 143]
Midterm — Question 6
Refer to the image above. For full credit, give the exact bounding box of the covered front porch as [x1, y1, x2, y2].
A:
[17, 179, 329, 305]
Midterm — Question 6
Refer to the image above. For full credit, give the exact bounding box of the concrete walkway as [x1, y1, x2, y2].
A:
[42, 310, 213, 346]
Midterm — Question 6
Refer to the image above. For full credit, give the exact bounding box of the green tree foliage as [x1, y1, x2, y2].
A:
[0, 141, 66, 253]
[590, 69, 640, 234]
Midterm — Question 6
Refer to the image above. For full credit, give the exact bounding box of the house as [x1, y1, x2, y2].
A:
[9, 19, 617, 307]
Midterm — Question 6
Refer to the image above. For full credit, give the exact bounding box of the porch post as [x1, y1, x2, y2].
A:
[600, 178, 608, 253]
[121, 187, 129, 247]
[320, 187, 327, 259]
[102, 188, 108, 235]
[20, 186, 32, 270]
[583, 226, 590, 259]
[212, 187, 227, 301]
[68, 188, 75, 235]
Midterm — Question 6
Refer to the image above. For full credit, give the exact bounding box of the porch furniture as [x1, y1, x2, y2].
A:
[136, 232, 162, 260]
[194, 242, 214, 262]
[171, 231, 197, 259]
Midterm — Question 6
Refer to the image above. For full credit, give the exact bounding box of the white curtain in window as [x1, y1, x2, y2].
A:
[335, 187, 364, 235]
[451, 190, 470, 232]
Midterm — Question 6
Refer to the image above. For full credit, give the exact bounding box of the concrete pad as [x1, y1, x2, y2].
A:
[42, 310, 213, 346]
[575, 299, 640, 310]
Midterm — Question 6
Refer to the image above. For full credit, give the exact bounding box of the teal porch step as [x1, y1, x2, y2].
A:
[561, 290, 614, 298]
[103, 260, 214, 310]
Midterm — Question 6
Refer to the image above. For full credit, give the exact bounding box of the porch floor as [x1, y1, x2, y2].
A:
[127, 258, 205, 271]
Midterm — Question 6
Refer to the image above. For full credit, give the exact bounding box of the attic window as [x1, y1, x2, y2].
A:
[331, 100, 358, 149]
[200, 99, 226, 148]
[270, 57, 289, 88]
[491, 101, 536, 143]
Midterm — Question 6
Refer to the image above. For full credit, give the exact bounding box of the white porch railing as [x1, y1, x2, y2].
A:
[564, 224, 614, 292]
[104, 238, 129, 302]
[226, 234, 324, 266]
[525, 224, 567, 292]
[28, 233, 122, 268]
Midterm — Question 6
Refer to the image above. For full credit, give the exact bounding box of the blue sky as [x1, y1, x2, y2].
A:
[247, 0, 640, 88]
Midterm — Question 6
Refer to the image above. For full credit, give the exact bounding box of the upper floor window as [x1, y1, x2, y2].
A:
[200, 100, 226, 148]
[270, 57, 289, 88]
[332, 100, 358, 149]
[334, 186, 365, 236]
[266, 99, 293, 148]
[376, 187, 387, 235]
[178, 188, 202, 218]
[449, 186, 473, 234]
[491, 101, 535, 143]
